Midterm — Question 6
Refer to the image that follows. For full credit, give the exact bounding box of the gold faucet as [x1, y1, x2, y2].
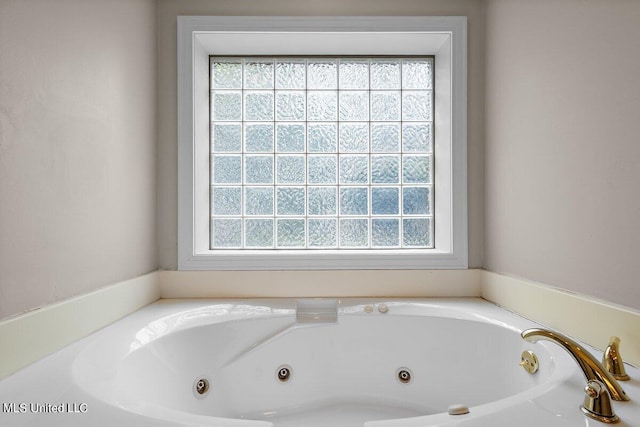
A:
[521, 328, 629, 402]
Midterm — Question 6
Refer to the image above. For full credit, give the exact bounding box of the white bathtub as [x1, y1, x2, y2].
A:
[1, 299, 639, 426]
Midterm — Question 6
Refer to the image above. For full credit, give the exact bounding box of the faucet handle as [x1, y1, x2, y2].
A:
[603, 336, 630, 381]
[581, 380, 620, 423]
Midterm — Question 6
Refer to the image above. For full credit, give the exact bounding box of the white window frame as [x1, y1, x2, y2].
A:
[178, 16, 467, 270]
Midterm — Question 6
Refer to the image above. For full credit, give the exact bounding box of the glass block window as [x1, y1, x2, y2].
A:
[210, 57, 433, 249]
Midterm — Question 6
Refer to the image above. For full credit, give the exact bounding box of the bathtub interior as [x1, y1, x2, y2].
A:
[73, 301, 569, 426]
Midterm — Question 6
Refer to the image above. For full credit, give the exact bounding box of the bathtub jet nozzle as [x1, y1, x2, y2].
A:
[193, 377, 210, 397]
[276, 365, 292, 383]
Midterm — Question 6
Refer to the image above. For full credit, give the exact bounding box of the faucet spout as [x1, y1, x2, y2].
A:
[521, 328, 629, 401]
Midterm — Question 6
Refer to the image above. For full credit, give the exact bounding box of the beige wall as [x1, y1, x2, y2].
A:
[7, 0, 636, 319]
[485, 0, 640, 309]
[156, 0, 486, 269]
[0, 0, 157, 319]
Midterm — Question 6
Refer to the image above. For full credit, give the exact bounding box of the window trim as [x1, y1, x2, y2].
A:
[178, 16, 467, 270]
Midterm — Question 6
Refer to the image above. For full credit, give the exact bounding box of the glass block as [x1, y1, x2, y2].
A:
[244, 92, 274, 121]
[212, 60, 242, 89]
[339, 155, 369, 184]
[339, 123, 369, 153]
[307, 60, 337, 89]
[339, 60, 369, 89]
[308, 155, 337, 184]
[403, 187, 431, 215]
[212, 155, 241, 184]
[339, 187, 368, 215]
[372, 219, 400, 247]
[244, 124, 274, 152]
[308, 124, 337, 153]
[340, 219, 368, 247]
[245, 187, 274, 216]
[244, 155, 273, 184]
[212, 124, 241, 152]
[402, 91, 432, 121]
[276, 60, 305, 89]
[276, 124, 305, 152]
[244, 60, 274, 89]
[371, 91, 400, 121]
[372, 187, 399, 215]
[212, 91, 242, 121]
[402, 123, 432, 153]
[307, 91, 337, 121]
[370, 60, 401, 89]
[402, 155, 431, 184]
[339, 91, 369, 121]
[371, 124, 400, 152]
[212, 219, 242, 248]
[245, 219, 274, 248]
[403, 218, 432, 247]
[277, 187, 305, 215]
[308, 187, 336, 216]
[402, 59, 433, 89]
[212, 187, 241, 215]
[371, 155, 400, 184]
[276, 91, 305, 121]
[308, 219, 337, 247]
[277, 219, 305, 247]
[277, 155, 305, 184]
